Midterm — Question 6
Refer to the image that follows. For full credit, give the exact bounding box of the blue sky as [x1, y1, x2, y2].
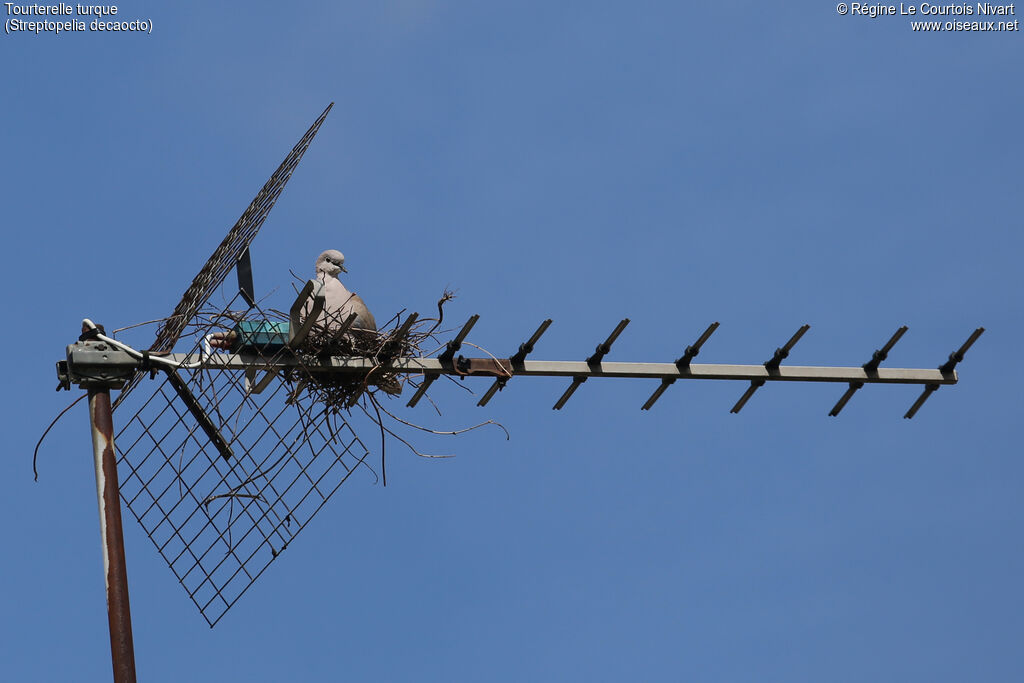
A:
[3, 2, 1022, 681]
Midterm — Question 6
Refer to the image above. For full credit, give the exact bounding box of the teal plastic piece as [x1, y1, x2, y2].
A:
[232, 320, 291, 351]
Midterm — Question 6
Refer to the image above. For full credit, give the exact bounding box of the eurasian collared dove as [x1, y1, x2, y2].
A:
[209, 249, 401, 395]
[209, 249, 383, 349]
[313, 249, 377, 333]
[311, 249, 402, 396]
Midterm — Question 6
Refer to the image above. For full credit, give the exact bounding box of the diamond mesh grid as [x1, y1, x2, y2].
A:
[114, 293, 375, 627]
[115, 103, 333, 410]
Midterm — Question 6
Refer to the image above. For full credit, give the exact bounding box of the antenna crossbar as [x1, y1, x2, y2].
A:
[63, 316, 980, 422]
[72, 349, 957, 385]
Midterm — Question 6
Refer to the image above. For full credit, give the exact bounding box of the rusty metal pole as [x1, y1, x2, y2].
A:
[88, 386, 138, 683]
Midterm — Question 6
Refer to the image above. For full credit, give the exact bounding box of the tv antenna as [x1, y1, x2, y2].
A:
[52, 104, 983, 682]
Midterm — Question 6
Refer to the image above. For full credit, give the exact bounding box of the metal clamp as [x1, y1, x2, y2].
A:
[65, 340, 138, 390]
[904, 327, 984, 419]
[477, 319, 552, 407]
[730, 324, 810, 414]
[438, 315, 480, 364]
[408, 314, 479, 408]
[641, 322, 719, 410]
[829, 326, 907, 417]
[553, 319, 629, 410]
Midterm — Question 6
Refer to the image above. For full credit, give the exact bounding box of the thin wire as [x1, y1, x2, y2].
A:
[111, 317, 172, 335]
[32, 393, 87, 481]
[371, 396, 510, 440]
[368, 392, 388, 486]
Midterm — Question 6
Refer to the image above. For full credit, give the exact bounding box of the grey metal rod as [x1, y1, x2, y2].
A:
[87, 388, 137, 683]
[553, 378, 585, 410]
[730, 380, 764, 413]
[438, 314, 480, 363]
[406, 374, 437, 408]
[939, 327, 985, 373]
[828, 382, 862, 417]
[586, 318, 630, 364]
[864, 326, 909, 373]
[641, 380, 674, 411]
[765, 324, 810, 370]
[905, 383, 940, 419]
[510, 319, 553, 366]
[677, 321, 720, 367]
[476, 380, 504, 407]
[146, 354, 958, 385]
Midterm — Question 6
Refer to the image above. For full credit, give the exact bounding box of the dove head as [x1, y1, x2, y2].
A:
[315, 250, 347, 277]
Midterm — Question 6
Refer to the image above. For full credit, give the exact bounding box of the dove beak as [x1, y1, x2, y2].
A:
[339, 264, 348, 273]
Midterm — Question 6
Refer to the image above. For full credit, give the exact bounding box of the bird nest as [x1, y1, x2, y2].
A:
[283, 291, 455, 412]
[287, 324, 415, 410]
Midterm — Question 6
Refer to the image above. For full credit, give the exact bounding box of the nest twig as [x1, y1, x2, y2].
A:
[282, 288, 457, 412]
